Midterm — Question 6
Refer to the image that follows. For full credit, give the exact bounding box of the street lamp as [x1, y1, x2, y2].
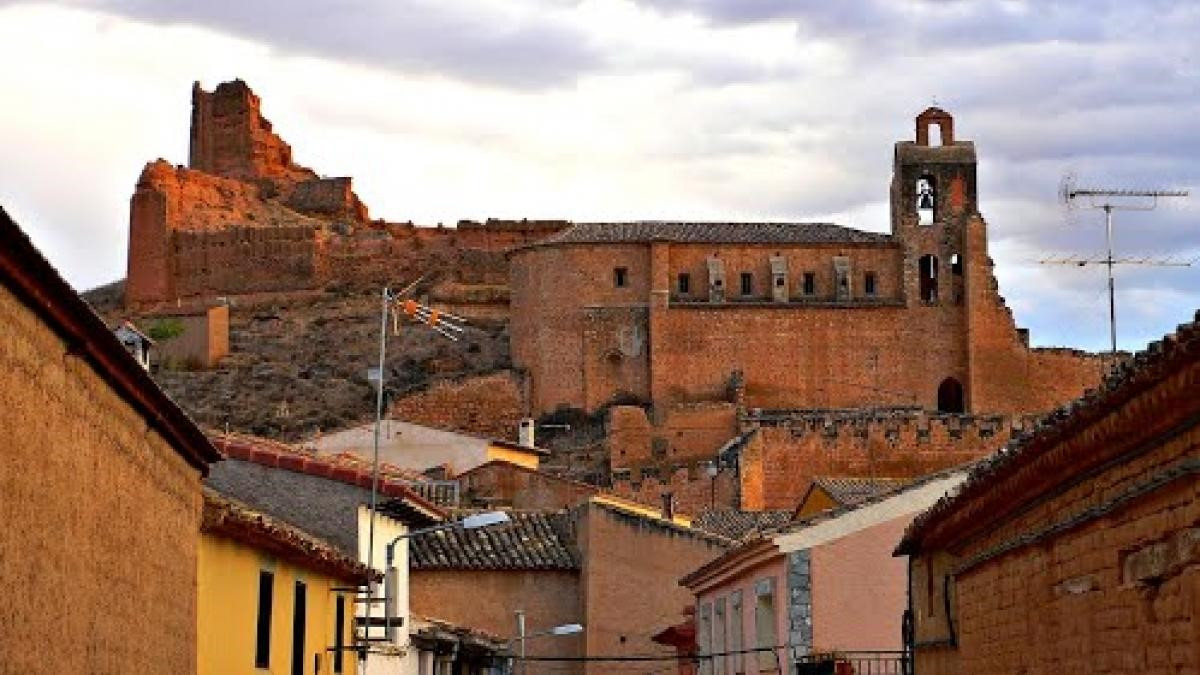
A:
[510, 611, 584, 675]
[380, 511, 511, 640]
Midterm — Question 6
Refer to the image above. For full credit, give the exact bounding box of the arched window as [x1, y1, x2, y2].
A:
[937, 377, 965, 413]
[916, 175, 936, 225]
[918, 254, 939, 303]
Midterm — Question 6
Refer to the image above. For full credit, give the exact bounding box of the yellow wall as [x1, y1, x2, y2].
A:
[198, 533, 358, 675]
[485, 444, 541, 470]
[794, 487, 838, 519]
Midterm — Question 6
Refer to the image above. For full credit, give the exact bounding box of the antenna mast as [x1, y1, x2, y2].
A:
[1047, 176, 1189, 354]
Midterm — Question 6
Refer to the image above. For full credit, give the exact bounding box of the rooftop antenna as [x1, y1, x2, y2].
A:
[1042, 173, 1189, 354]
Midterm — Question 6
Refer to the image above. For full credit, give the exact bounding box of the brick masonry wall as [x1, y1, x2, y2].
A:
[911, 360, 1200, 674]
[389, 371, 525, 441]
[741, 413, 1015, 511]
[0, 284, 204, 674]
[459, 462, 599, 510]
[575, 503, 729, 675]
[610, 464, 740, 515]
[409, 569, 584, 673]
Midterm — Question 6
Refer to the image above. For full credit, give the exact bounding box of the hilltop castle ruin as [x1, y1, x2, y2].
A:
[123, 81, 1108, 513]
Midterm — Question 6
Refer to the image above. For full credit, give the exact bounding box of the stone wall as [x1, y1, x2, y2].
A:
[389, 371, 525, 441]
[0, 284, 204, 673]
[908, 325, 1200, 674]
[458, 461, 599, 510]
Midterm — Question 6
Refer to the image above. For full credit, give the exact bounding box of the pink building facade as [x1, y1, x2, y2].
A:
[682, 469, 967, 674]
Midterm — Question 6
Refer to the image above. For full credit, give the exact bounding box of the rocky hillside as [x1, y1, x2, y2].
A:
[85, 283, 513, 441]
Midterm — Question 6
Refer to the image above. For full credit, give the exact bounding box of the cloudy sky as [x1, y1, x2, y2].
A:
[1, 0, 1197, 351]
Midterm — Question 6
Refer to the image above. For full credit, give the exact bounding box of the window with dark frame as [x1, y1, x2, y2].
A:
[803, 272, 816, 296]
[255, 571, 274, 669]
[614, 267, 628, 288]
[678, 273, 691, 295]
[864, 272, 877, 297]
[291, 581, 307, 675]
[334, 595, 346, 673]
[740, 272, 753, 296]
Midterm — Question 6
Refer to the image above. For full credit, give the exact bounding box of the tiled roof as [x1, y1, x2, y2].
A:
[202, 489, 377, 584]
[0, 207, 220, 471]
[809, 476, 909, 508]
[212, 432, 445, 519]
[408, 511, 579, 571]
[898, 311, 1200, 555]
[692, 508, 793, 541]
[521, 221, 893, 249]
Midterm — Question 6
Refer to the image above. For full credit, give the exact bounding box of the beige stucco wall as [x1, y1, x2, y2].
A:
[0, 284, 205, 674]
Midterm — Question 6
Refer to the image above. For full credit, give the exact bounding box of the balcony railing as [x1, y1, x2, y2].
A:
[794, 651, 909, 675]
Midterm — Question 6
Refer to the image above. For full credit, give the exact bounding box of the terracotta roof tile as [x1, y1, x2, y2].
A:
[520, 221, 893, 250]
[809, 476, 909, 508]
[408, 511, 579, 571]
[692, 508, 792, 541]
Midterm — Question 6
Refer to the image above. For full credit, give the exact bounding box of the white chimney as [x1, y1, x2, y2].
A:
[518, 418, 536, 448]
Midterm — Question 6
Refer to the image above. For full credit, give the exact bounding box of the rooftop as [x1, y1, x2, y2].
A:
[693, 508, 793, 541]
[805, 476, 910, 509]
[518, 221, 894, 250]
[202, 489, 376, 584]
[406, 510, 579, 571]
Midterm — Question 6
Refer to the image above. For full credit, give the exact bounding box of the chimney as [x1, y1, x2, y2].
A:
[518, 418, 536, 448]
[661, 492, 675, 521]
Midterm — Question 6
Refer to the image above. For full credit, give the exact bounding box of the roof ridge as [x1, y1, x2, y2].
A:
[212, 433, 444, 517]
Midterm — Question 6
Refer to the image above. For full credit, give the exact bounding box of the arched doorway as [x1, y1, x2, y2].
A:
[937, 377, 964, 413]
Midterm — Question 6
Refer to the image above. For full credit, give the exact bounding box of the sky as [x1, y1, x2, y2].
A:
[0, 0, 1197, 352]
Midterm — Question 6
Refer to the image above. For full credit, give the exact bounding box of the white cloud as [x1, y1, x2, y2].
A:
[0, 0, 1197, 354]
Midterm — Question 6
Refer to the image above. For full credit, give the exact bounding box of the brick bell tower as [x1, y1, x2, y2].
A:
[890, 107, 980, 412]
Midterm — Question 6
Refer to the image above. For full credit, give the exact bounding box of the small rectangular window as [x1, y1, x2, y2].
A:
[803, 272, 816, 296]
[678, 273, 691, 294]
[740, 272, 753, 296]
[864, 272, 877, 297]
[614, 267, 628, 288]
[292, 581, 307, 675]
[255, 571, 274, 669]
[334, 595, 345, 673]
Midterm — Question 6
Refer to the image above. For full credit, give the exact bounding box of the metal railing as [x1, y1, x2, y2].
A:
[795, 651, 909, 675]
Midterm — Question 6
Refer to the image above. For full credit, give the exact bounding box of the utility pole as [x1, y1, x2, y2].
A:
[1047, 177, 1189, 354]
[361, 277, 466, 671]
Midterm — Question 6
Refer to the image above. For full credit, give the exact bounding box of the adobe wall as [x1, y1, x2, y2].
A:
[740, 411, 1016, 511]
[389, 371, 525, 441]
[911, 363, 1200, 674]
[458, 462, 599, 510]
[145, 304, 229, 369]
[574, 503, 728, 675]
[609, 402, 738, 469]
[0, 284, 204, 674]
[409, 569, 583, 673]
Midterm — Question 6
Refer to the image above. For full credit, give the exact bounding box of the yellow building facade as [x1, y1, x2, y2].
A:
[199, 491, 371, 675]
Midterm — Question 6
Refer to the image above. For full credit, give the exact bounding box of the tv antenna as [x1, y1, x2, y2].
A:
[1043, 174, 1189, 354]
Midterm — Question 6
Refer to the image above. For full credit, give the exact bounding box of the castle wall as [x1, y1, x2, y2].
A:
[739, 412, 1016, 511]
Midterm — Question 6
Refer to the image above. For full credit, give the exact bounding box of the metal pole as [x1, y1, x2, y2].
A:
[1104, 205, 1117, 354]
[516, 609, 526, 675]
[365, 285, 390, 669]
